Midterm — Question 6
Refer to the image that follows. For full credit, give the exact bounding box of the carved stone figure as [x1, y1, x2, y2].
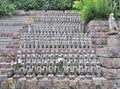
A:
[109, 13, 118, 34]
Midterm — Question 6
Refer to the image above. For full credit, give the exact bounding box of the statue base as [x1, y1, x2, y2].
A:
[48, 74, 54, 79]
[79, 75, 85, 80]
[57, 74, 64, 79]
[26, 75, 33, 79]
[69, 75, 75, 80]
[13, 75, 20, 79]
[108, 30, 118, 35]
[86, 75, 92, 79]
[37, 75, 43, 79]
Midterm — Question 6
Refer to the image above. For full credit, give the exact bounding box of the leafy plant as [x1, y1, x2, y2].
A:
[73, 0, 116, 23]
[0, 0, 16, 17]
[14, 0, 37, 11]
[14, 0, 73, 11]
[47, 0, 72, 10]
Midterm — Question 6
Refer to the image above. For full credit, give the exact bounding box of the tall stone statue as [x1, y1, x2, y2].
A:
[109, 13, 118, 34]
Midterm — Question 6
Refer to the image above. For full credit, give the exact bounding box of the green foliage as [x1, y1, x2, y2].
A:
[0, 0, 16, 17]
[47, 0, 72, 10]
[14, 0, 38, 11]
[14, 0, 73, 11]
[73, 0, 116, 23]
[58, 61, 64, 72]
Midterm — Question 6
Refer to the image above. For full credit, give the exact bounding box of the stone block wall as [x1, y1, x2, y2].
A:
[87, 20, 120, 89]
[1, 78, 118, 89]
[86, 20, 120, 48]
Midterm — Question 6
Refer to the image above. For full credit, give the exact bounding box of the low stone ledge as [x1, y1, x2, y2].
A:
[96, 47, 120, 58]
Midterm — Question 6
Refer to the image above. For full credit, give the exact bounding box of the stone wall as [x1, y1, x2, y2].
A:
[86, 20, 120, 89]
[1, 77, 117, 89]
[86, 20, 120, 48]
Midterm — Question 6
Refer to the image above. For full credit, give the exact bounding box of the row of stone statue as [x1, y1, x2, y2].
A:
[35, 10, 80, 16]
[20, 41, 92, 49]
[15, 51, 100, 78]
[17, 50, 98, 65]
[14, 49, 101, 79]
[34, 16, 80, 23]
[17, 49, 96, 59]
[21, 32, 89, 38]
[30, 22, 83, 30]
[20, 31, 92, 49]
[33, 11, 80, 23]
[14, 62, 101, 79]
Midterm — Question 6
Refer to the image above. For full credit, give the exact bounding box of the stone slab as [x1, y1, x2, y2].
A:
[53, 78, 69, 89]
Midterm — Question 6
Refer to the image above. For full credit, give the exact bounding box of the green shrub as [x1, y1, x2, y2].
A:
[73, 0, 115, 23]
[0, 0, 16, 17]
[34, 0, 46, 10]
[14, 0, 37, 11]
[47, 0, 72, 10]
[14, 0, 73, 11]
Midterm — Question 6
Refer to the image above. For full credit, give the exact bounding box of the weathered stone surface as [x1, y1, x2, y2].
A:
[113, 79, 120, 88]
[111, 58, 120, 68]
[92, 38, 107, 46]
[96, 47, 120, 58]
[0, 48, 18, 57]
[98, 57, 120, 69]
[107, 35, 120, 47]
[101, 67, 118, 79]
[117, 69, 120, 78]
[14, 10, 26, 16]
[87, 20, 108, 27]
[0, 68, 14, 77]
[78, 79, 94, 89]
[90, 26, 108, 32]
[103, 80, 115, 89]
[69, 79, 78, 89]
[14, 78, 120, 89]
[98, 57, 112, 68]
[16, 78, 26, 89]
[25, 78, 38, 89]
[53, 78, 69, 89]
[38, 78, 53, 89]
[90, 32, 108, 38]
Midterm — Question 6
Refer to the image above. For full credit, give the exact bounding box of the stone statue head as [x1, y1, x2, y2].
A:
[109, 13, 114, 17]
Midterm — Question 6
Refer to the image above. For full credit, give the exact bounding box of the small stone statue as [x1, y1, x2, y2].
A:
[109, 13, 118, 34]
[28, 25, 32, 33]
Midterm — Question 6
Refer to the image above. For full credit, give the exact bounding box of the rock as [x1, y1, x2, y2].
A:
[87, 20, 108, 27]
[111, 58, 120, 68]
[38, 78, 53, 89]
[53, 78, 69, 89]
[92, 77, 106, 86]
[1, 68, 14, 78]
[69, 79, 78, 89]
[25, 78, 38, 89]
[98, 57, 112, 68]
[16, 78, 26, 89]
[113, 79, 120, 88]
[107, 35, 120, 47]
[103, 80, 115, 89]
[96, 47, 120, 58]
[78, 79, 94, 89]
[14, 10, 27, 16]
[117, 69, 120, 78]
[101, 67, 118, 79]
